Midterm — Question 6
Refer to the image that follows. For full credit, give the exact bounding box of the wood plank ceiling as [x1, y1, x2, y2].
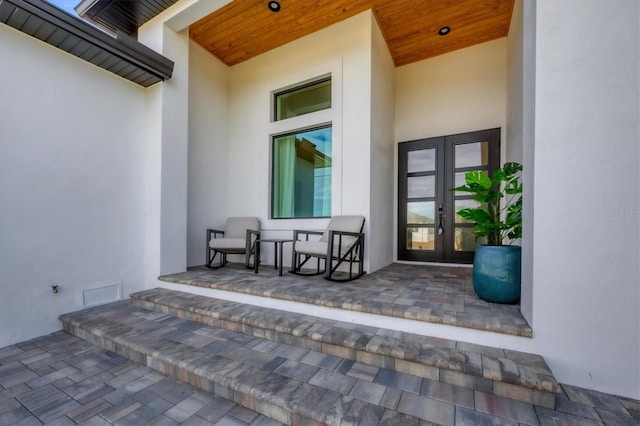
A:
[190, 0, 514, 67]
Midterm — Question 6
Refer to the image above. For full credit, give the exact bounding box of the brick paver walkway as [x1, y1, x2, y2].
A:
[0, 332, 281, 425]
[2, 320, 638, 424]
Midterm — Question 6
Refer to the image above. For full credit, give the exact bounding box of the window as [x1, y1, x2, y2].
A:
[271, 76, 333, 219]
[274, 77, 331, 121]
[272, 126, 332, 219]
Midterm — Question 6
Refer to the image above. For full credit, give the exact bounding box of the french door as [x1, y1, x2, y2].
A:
[398, 128, 500, 263]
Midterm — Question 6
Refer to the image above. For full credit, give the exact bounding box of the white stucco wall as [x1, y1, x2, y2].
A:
[530, 0, 640, 399]
[0, 25, 147, 347]
[187, 41, 230, 267]
[506, 0, 524, 166]
[140, 27, 190, 281]
[369, 14, 396, 271]
[395, 38, 507, 145]
[507, 0, 535, 324]
[139, 0, 218, 278]
[158, 29, 190, 276]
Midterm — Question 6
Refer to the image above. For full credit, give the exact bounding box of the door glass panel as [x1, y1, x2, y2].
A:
[408, 148, 435, 173]
[408, 176, 435, 198]
[407, 228, 435, 251]
[407, 201, 435, 224]
[454, 228, 486, 251]
[455, 199, 482, 223]
[455, 142, 488, 168]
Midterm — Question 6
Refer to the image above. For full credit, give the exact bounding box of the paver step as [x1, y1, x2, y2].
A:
[60, 301, 451, 425]
[130, 287, 560, 410]
[158, 264, 533, 338]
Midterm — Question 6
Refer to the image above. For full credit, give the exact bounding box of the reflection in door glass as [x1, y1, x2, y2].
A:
[455, 142, 488, 168]
[407, 202, 435, 224]
[408, 176, 435, 198]
[407, 228, 435, 251]
[454, 228, 486, 251]
[408, 148, 436, 173]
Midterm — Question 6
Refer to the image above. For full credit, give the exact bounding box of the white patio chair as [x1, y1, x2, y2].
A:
[290, 215, 365, 282]
[206, 217, 260, 269]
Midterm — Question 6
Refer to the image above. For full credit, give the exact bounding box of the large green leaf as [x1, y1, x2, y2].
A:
[457, 208, 491, 224]
[465, 171, 492, 189]
[503, 162, 523, 176]
[504, 178, 522, 195]
[492, 168, 507, 184]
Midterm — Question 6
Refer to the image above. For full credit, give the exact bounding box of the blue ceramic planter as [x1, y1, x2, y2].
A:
[473, 245, 521, 304]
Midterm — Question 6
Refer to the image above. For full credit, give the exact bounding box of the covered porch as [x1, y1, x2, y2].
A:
[0, 0, 636, 404]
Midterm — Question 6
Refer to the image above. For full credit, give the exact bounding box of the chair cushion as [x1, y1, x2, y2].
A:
[294, 238, 360, 258]
[319, 215, 365, 242]
[225, 217, 260, 239]
[210, 238, 246, 250]
[294, 240, 328, 257]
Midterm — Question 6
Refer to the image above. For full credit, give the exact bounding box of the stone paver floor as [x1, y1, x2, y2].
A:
[159, 263, 532, 337]
[1, 330, 639, 425]
[0, 331, 282, 425]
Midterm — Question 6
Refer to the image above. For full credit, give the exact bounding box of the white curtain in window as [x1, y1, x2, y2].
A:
[274, 136, 296, 217]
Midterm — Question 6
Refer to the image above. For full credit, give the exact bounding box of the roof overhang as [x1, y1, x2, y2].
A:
[75, 0, 179, 37]
[0, 0, 174, 87]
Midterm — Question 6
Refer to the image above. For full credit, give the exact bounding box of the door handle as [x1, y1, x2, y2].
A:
[437, 204, 444, 235]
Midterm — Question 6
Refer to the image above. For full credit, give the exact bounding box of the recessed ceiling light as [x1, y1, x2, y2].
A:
[268, 1, 281, 12]
[438, 26, 451, 36]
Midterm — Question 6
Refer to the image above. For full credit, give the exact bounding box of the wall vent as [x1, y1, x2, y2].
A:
[82, 281, 122, 307]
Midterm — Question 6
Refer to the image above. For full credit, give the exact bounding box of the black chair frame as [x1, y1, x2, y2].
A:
[206, 228, 260, 269]
[290, 229, 365, 282]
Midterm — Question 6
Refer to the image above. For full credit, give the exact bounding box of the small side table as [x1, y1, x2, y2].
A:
[255, 238, 293, 276]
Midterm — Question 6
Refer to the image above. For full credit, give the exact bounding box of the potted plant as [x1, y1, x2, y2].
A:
[453, 162, 522, 303]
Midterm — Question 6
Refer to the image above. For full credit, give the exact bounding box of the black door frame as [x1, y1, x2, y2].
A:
[398, 128, 500, 263]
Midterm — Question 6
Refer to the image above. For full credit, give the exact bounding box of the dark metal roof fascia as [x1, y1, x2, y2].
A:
[74, 0, 118, 36]
[115, 30, 172, 79]
[0, 0, 173, 87]
[74, 0, 179, 37]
